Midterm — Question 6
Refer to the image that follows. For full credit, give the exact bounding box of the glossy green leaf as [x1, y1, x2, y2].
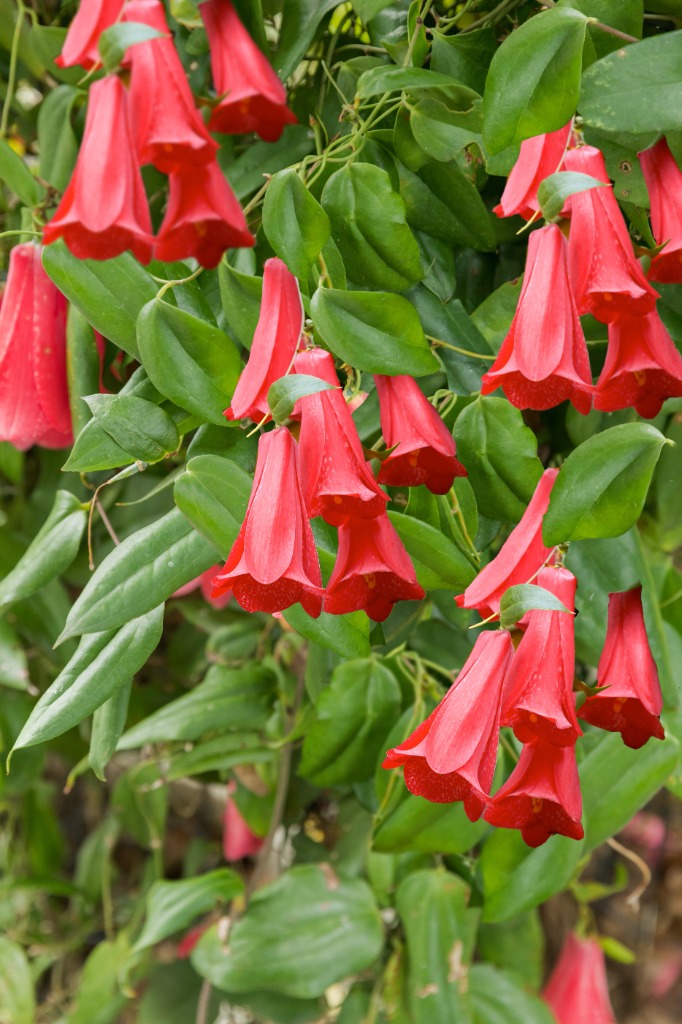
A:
[174, 454, 252, 558]
[268, 374, 336, 424]
[537, 170, 606, 221]
[43, 241, 157, 358]
[542, 423, 669, 545]
[99, 21, 165, 72]
[299, 659, 401, 785]
[218, 261, 262, 350]
[0, 937, 36, 1024]
[480, 830, 585, 922]
[276, 0, 338, 78]
[0, 621, 29, 691]
[117, 664, 275, 747]
[373, 792, 487, 855]
[482, 8, 588, 153]
[11, 607, 163, 755]
[164, 734, 271, 782]
[310, 287, 438, 376]
[388, 512, 477, 591]
[59, 509, 218, 641]
[191, 865, 384, 998]
[408, 93, 483, 163]
[475, 913, 544, 989]
[410, 289, 495, 396]
[134, 870, 244, 953]
[137, 298, 242, 424]
[431, 26, 497, 94]
[454, 397, 544, 522]
[558, 0, 642, 61]
[36, 84, 81, 191]
[262, 168, 330, 279]
[0, 491, 86, 611]
[283, 606, 371, 658]
[89, 682, 132, 782]
[499, 584, 572, 630]
[321, 164, 422, 291]
[356, 66, 460, 97]
[67, 305, 103, 437]
[0, 139, 44, 207]
[470, 964, 555, 1024]
[399, 160, 496, 251]
[84, 394, 180, 463]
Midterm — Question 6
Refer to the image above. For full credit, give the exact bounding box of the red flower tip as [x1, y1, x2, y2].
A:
[493, 122, 572, 221]
[639, 137, 682, 284]
[223, 782, 264, 861]
[578, 586, 665, 749]
[55, 0, 125, 70]
[543, 933, 617, 1024]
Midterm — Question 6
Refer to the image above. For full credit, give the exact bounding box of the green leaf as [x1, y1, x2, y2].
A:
[117, 664, 275, 747]
[0, 491, 86, 611]
[89, 682, 132, 781]
[164, 734, 271, 782]
[68, 934, 130, 1024]
[99, 21, 165, 72]
[42, 241, 157, 358]
[174, 454, 252, 558]
[537, 170, 606, 221]
[299, 659, 401, 785]
[499, 584, 571, 630]
[84, 394, 180, 463]
[268, 374, 336, 424]
[542, 423, 669, 545]
[399, 160, 496, 251]
[480, 830, 585, 922]
[137, 298, 241, 424]
[262, 168, 331, 280]
[36, 84, 81, 191]
[0, 937, 36, 1024]
[387, 512, 477, 591]
[482, 8, 588, 154]
[470, 964, 555, 1024]
[431, 26, 497, 95]
[396, 869, 478, 1024]
[410, 289, 495, 396]
[557, 0, 642, 61]
[191, 865, 384, 998]
[11, 607, 163, 755]
[276, 0, 338, 78]
[321, 164, 423, 291]
[283, 606, 371, 658]
[0, 139, 44, 207]
[475, 913, 544, 989]
[218, 260, 262, 350]
[373, 791, 487, 854]
[310, 287, 438, 376]
[407, 93, 484, 163]
[59, 509, 218, 641]
[579, 31, 682, 136]
[225, 125, 314, 202]
[66, 306, 103, 437]
[133, 870, 244, 953]
[356, 66, 460, 97]
[454, 398, 544, 522]
[0, 620, 29, 691]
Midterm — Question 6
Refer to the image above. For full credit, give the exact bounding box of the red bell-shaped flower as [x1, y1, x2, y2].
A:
[200, 0, 297, 142]
[121, 0, 218, 174]
[211, 426, 323, 617]
[383, 630, 514, 821]
[455, 468, 559, 620]
[225, 258, 303, 423]
[43, 76, 153, 264]
[154, 161, 254, 268]
[324, 513, 425, 622]
[481, 224, 593, 414]
[578, 586, 664, 750]
[565, 145, 658, 322]
[55, 0, 125, 70]
[502, 567, 582, 747]
[543, 933, 617, 1024]
[493, 121, 572, 220]
[374, 374, 467, 493]
[593, 308, 682, 419]
[0, 244, 72, 450]
[223, 782, 264, 861]
[484, 738, 584, 847]
[639, 138, 682, 284]
[296, 349, 388, 526]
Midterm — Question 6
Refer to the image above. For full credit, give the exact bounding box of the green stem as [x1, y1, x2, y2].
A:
[1, 0, 25, 139]
[448, 487, 479, 560]
[427, 334, 496, 361]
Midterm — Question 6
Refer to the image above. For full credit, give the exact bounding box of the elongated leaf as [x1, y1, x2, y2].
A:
[191, 865, 383, 998]
[99, 21, 165, 72]
[134, 870, 244, 953]
[431, 26, 497, 95]
[0, 937, 35, 1024]
[399, 159, 496, 251]
[542, 423, 669, 545]
[0, 139, 44, 207]
[67, 306, 103, 437]
[174, 454, 252, 558]
[218, 261, 263, 350]
[410, 289, 495, 396]
[84, 394, 180, 463]
[310, 287, 438, 375]
[268, 374, 336, 424]
[283, 605, 371, 658]
[470, 965, 555, 1024]
[480, 830, 585, 922]
[373, 791, 487, 855]
[0, 620, 29, 690]
[356, 66, 460, 97]
[275, 0, 338, 78]
[0, 491, 86, 611]
[388, 512, 477, 591]
[36, 84, 81, 191]
[537, 170, 606, 221]
[262, 168, 330, 280]
[59, 509, 218, 641]
[482, 8, 588, 153]
[499, 584, 571, 630]
[89, 682, 132, 781]
[11, 607, 163, 755]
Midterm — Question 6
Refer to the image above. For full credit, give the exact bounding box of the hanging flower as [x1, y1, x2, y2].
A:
[493, 121, 572, 220]
[639, 137, 682, 284]
[542, 933, 617, 1024]
[55, 0, 125, 70]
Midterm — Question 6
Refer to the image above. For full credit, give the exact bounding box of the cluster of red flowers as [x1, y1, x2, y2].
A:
[485, 124, 682, 418]
[45, 0, 293, 267]
[211, 258, 467, 621]
[384, 468, 664, 848]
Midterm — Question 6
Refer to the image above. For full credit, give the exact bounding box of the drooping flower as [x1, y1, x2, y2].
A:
[374, 374, 467, 493]
[0, 243, 72, 450]
[324, 514, 425, 622]
[55, 0, 125, 70]
[211, 426, 323, 617]
[484, 738, 584, 847]
[493, 121, 572, 220]
[121, 0, 218, 174]
[481, 224, 593, 414]
[455, 468, 559, 620]
[43, 76, 153, 264]
[639, 137, 682, 284]
[383, 631, 514, 821]
[578, 586, 665, 750]
[593, 308, 682, 419]
[225, 258, 303, 423]
[542, 933, 617, 1024]
[200, 0, 297, 142]
[564, 145, 658, 322]
[154, 160, 254, 268]
[223, 782, 264, 861]
[502, 567, 582, 747]
[296, 349, 388, 525]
